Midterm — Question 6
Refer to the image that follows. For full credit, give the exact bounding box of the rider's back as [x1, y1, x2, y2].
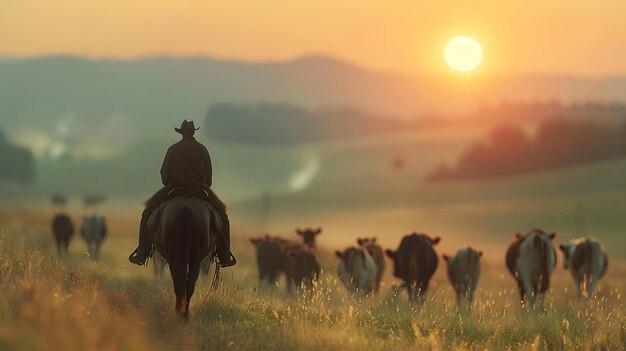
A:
[160, 137, 212, 187]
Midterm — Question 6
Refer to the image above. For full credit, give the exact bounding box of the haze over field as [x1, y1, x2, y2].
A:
[1, 1, 626, 349]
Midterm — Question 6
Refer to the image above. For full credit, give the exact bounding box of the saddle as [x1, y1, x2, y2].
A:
[167, 186, 210, 201]
[147, 193, 223, 239]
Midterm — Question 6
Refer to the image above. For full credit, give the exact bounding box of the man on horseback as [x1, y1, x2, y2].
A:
[129, 119, 236, 268]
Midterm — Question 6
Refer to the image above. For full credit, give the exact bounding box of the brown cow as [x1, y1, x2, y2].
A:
[385, 232, 440, 304]
[443, 247, 482, 308]
[505, 229, 557, 308]
[357, 237, 385, 293]
[284, 244, 320, 294]
[250, 235, 289, 287]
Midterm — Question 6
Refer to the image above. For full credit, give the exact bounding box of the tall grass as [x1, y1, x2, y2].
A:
[0, 213, 625, 351]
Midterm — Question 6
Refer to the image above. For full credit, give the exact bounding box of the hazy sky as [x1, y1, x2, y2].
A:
[1, 1, 625, 76]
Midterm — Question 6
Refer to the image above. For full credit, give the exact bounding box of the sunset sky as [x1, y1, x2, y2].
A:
[1, 1, 625, 76]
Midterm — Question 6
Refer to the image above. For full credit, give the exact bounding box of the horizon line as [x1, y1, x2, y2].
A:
[0, 52, 624, 80]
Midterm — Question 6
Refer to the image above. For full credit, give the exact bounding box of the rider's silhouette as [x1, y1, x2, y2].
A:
[129, 120, 236, 267]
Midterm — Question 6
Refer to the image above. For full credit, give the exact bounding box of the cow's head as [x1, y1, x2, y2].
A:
[418, 233, 440, 245]
[559, 242, 575, 270]
[357, 237, 377, 246]
[296, 227, 322, 246]
[385, 249, 396, 258]
[250, 237, 264, 246]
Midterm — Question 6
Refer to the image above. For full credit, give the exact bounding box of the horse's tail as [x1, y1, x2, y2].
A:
[172, 206, 194, 306]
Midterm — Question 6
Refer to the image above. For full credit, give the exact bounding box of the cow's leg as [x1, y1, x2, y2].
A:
[520, 275, 536, 307]
[418, 283, 429, 306]
[575, 275, 583, 300]
[586, 275, 598, 298]
[407, 283, 416, 304]
[259, 271, 267, 288]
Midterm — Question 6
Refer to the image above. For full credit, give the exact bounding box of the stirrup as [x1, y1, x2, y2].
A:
[129, 249, 147, 266]
[219, 253, 237, 268]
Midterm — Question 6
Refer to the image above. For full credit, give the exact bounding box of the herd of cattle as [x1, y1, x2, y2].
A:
[51, 213, 108, 261]
[251, 228, 609, 307]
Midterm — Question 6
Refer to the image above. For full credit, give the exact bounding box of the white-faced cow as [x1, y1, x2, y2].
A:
[443, 247, 482, 308]
[357, 237, 385, 293]
[335, 247, 378, 297]
[505, 229, 557, 308]
[385, 232, 440, 304]
[559, 237, 608, 299]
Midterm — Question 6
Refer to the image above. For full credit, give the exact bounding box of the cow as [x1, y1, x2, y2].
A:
[296, 227, 322, 248]
[284, 244, 320, 294]
[335, 247, 378, 297]
[250, 235, 289, 287]
[357, 237, 385, 293]
[80, 215, 107, 261]
[559, 237, 608, 299]
[385, 232, 440, 304]
[443, 247, 482, 308]
[52, 213, 74, 256]
[505, 229, 557, 308]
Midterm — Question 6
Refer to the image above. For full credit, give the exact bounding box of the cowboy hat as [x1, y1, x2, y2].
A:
[175, 119, 200, 134]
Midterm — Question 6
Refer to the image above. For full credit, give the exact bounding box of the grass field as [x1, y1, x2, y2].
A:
[2, 124, 626, 350]
[0, 199, 625, 351]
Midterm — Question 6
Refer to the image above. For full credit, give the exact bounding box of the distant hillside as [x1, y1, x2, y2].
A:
[3, 55, 626, 153]
[429, 119, 626, 181]
[204, 103, 416, 144]
[0, 129, 34, 183]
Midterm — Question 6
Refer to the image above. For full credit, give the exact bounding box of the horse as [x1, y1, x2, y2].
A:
[153, 250, 168, 280]
[153, 249, 218, 285]
[153, 197, 219, 319]
[52, 213, 74, 256]
[80, 215, 107, 261]
[505, 229, 557, 308]
[559, 237, 608, 299]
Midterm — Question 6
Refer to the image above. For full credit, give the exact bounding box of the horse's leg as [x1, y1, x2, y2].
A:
[185, 259, 202, 321]
[170, 265, 188, 318]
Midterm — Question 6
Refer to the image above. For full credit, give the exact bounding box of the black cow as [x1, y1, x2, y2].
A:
[386, 232, 440, 304]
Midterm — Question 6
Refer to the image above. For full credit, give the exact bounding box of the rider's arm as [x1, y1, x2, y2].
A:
[205, 148, 213, 187]
[160, 148, 172, 185]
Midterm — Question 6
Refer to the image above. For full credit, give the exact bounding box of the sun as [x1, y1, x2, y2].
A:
[444, 36, 483, 72]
